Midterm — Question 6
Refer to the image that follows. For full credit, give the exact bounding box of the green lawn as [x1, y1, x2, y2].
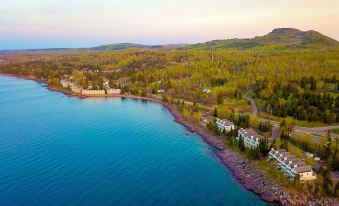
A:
[255, 160, 298, 194]
[330, 128, 339, 134]
[258, 112, 337, 127]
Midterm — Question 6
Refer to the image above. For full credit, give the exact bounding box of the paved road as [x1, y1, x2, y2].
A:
[244, 95, 339, 139]
[243, 96, 258, 115]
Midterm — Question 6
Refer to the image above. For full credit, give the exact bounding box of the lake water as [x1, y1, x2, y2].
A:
[0, 76, 266, 206]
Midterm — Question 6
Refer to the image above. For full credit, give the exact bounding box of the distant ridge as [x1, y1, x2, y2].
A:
[1, 28, 338, 52]
[187, 28, 339, 50]
[92, 43, 187, 50]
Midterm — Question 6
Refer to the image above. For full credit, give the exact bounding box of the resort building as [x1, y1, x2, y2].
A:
[237, 128, 264, 148]
[107, 89, 121, 95]
[269, 148, 317, 183]
[157, 89, 165, 93]
[60, 79, 69, 88]
[69, 84, 82, 94]
[103, 80, 109, 87]
[82, 89, 105, 95]
[203, 88, 211, 93]
[216, 118, 234, 132]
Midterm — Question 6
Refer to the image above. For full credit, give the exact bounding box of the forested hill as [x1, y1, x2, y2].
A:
[187, 28, 339, 50]
[2, 28, 338, 52]
[92, 43, 187, 50]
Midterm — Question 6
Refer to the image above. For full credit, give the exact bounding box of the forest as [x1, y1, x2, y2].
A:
[1, 49, 338, 124]
[254, 76, 339, 123]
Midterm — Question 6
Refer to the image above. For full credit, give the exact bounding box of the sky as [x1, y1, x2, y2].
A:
[0, 0, 338, 50]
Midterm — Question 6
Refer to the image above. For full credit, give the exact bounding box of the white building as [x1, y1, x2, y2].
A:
[82, 89, 105, 95]
[107, 89, 121, 95]
[157, 89, 165, 93]
[237, 128, 264, 148]
[69, 83, 82, 94]
[305, 152, 314, 158]
[60, 79, 69, 88]
[269, 148, 317, 183]
[216, 118, 234, 132]
[203, 88, 211, 93]
[103, 80, 109, 87]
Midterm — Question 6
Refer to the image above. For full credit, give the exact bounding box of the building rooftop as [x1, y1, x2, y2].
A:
[216, 119, 234, 126]
[293, 161, 306, 167]
[279, 154, 295, 160]
[283, 157, 298, 164]
[294, 165, 313, 173]
[241, 128, 264, 140]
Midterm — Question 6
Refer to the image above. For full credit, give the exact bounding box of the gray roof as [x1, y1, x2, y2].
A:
[217, 119, 234, 126]
[294, 165, 313, 173]
[242, 129, 264, 140]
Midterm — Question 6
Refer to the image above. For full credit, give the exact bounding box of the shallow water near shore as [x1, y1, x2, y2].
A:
[0, 76, 266, 206]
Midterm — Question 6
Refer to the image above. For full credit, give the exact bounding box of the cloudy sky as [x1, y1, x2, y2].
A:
[1, 0, 338, 49]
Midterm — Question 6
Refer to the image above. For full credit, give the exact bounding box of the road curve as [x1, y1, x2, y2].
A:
[243, 95, 258, 115]
[243, 95, 339, 139]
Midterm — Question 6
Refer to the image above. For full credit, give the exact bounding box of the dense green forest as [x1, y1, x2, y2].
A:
[1, 49, 338, 123]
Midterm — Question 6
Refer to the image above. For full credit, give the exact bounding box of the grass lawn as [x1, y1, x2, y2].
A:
[254, 97, 338, 127]
[258, 112, 337, 127]
[330, 128, 339, 134]
[255, 159, 298, 194]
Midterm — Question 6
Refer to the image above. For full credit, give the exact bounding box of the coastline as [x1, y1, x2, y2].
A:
[0, 74, 337, 206]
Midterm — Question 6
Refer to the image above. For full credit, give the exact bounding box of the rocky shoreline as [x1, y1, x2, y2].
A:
[163, 100, 338, 206]
[1, 74, 337, 205]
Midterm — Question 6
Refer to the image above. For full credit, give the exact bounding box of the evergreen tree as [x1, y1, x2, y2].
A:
[213, 107, 218, 117]
[310, 75, 317, 90]
[238, 137, 245, 151]
[259, 137, 269, 156]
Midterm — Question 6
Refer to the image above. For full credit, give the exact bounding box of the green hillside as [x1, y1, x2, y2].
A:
[92, 43, 151, 50]
[188, 28, 339, 50]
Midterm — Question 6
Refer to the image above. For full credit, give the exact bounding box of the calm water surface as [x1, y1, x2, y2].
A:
[0, 76, 266, 206]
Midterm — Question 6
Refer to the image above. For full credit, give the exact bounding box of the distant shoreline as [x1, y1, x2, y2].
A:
[1, 74, 335, 206]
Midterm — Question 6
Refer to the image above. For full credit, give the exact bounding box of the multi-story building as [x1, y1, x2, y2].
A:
[107, 89, 121, 95]
[157, 89, 165, 93]
[60, 79, 69, 88]
[269, 148, 317, 183]
[216, 118, 234, 132]
[69, 83, 82, 94]
[237, 128, 264, 148]
[82, 89, 105, 95]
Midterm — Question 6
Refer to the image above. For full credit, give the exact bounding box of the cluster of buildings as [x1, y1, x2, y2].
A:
[235, 128, 317, 183]
[203, 122, 318, 184]
[60, 79, 121, 95]
[269, 148, 317, 182]
[104, 80, 121, 94]
[107, 89, 121, 94]
[69, 83, 82, 94]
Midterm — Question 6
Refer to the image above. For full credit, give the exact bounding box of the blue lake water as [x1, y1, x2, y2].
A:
[0, 76, 266, 206]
